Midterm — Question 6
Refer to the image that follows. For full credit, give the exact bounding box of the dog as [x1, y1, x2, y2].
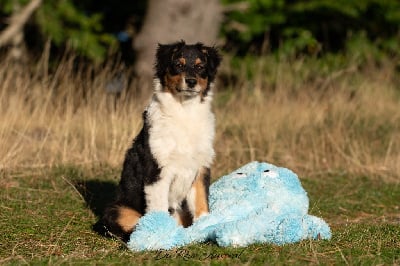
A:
[96, 41, 221, 242]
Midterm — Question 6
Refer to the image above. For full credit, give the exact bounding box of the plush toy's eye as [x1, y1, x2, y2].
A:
[234, 172, 247, 178]
[263, 169, 278, 178]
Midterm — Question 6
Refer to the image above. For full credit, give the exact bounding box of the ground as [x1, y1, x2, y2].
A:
[0, 166, 398, 265]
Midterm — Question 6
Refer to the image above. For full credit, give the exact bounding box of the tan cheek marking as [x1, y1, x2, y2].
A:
[192, 168, 209, 219]
[198, 76, 208, 98]
[117, 206, 141, 233]
[164, 73, 184, 94]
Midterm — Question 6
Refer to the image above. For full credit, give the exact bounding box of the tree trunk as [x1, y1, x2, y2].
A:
[133, 0, 222, 87]
[0, 0, 42, 62]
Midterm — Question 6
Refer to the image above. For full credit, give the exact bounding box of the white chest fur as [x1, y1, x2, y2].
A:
[144, 81, 215, 211]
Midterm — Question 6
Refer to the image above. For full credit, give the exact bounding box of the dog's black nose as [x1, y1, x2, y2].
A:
[185, 78, 197, 88]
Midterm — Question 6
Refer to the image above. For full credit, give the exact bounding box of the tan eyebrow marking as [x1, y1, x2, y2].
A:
[195, 58, 202, 65]
[179, 58, 186, 65]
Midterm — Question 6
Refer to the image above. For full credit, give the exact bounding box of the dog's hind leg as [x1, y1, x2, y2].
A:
[95, 205, 141, 242]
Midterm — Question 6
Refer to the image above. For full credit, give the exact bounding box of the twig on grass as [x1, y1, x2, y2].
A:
[335, 244, 349, 265]
[48, 214, 75, 259]
[61, 175, 85, 202]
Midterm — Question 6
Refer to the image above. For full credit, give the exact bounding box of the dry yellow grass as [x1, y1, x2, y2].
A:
[1, 55, 399, 182]
[0, 57, 146, 169]
[214, 57, 400, 181]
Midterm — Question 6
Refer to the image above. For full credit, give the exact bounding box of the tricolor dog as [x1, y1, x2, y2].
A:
[97, 41, 221, 241]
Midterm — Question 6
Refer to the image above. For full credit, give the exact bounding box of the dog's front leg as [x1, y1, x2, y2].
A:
[144, 170, 172, 213]
[186, 167, 211, 221]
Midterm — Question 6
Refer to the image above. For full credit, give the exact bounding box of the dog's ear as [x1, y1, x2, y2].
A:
[201, 45, 222, 81]
[155, 41, 185, 79]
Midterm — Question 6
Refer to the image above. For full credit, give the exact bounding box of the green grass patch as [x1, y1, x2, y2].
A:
[0, 166, 399, 265]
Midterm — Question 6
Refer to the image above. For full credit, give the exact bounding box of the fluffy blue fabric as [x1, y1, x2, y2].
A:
[127, 161, 331, 251]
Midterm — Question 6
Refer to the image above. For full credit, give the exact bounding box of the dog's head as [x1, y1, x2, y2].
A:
[155, 40, 221, 99]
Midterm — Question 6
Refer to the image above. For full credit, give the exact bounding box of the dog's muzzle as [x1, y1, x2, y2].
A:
[176, 87, 200, 96]
[177, 78, 200, 95]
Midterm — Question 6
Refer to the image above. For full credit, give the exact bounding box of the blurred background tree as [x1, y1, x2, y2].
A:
[221, 0, 400, 57]
[133, 0, 221, 84]
[0, 0, 399, 65]
[0, 0, 147, 63]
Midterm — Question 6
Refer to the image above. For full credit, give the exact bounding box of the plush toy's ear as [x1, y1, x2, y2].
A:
[155, 40, 185, 80]
[201, 45, 222, 82]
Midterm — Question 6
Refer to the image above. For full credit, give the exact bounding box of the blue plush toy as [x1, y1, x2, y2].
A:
[127, 161, 331, 251]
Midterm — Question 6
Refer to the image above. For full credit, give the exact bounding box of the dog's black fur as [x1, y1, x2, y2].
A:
[155, 41, 221, 96]
[94, 41, 221, 242]
[95, 112, 160, 241]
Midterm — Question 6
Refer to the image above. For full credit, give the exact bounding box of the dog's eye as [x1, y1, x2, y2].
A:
[195, 64, 204, 71]
[175, 62, 184, 70]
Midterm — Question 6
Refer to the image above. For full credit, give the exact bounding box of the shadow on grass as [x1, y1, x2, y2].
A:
[74, 179, 119, 237]
[74, 179, 117, 218]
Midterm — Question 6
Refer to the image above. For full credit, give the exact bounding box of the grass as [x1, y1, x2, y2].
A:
[0, 52, 399, 264]
[0, 166, 398, 264]
[1, 54, 399, 180]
